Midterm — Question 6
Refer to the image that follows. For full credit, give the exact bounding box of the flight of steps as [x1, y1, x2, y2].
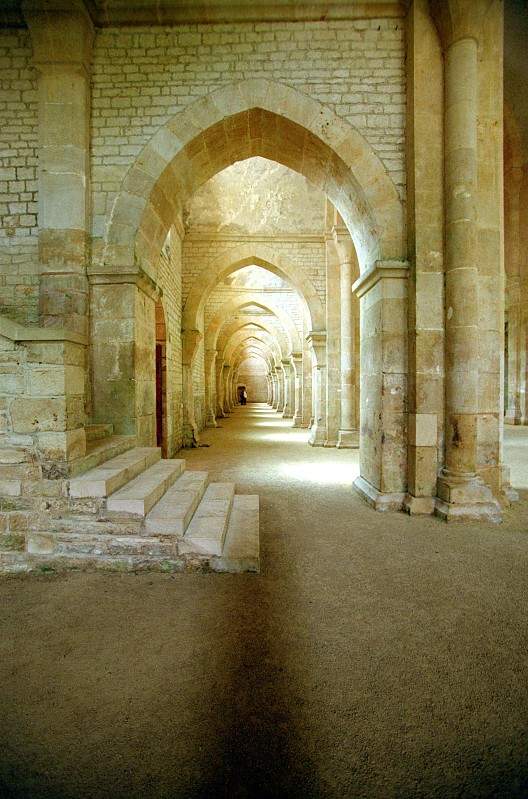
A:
[18, 445, 259, 574]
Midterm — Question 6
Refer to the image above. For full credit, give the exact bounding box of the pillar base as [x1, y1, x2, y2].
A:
[435, 473, 502, 523]
[353, 476, 405, 512]
[498, 464, 519, 505]
[403, 494, 435, 515]
[336, 429, 359, 449]
[292, 414, 303, 428]
[308, 423, 326, 447]
[504, 412, 526, 425]
[282, 411, 293, 419]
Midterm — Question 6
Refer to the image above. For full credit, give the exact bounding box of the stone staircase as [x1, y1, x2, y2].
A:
[1, 444, 259, 574]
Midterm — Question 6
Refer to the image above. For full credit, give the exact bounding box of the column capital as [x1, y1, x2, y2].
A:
[306, 331, 327, 366]
[352, 260, 409, 299]
[182, 329, 202, 366]
[331, 225, 356, 265]
[23, 0, 94, 72]
[429, 0, 494, 48]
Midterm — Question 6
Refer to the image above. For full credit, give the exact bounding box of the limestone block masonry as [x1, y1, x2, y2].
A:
[0, 441, 259, 574]
[0, 0, 521, 548]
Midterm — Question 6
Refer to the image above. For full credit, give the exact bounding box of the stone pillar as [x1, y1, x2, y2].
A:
[352, 262, 408, 510]
[266, 372, 273, 405]
[302, 331, 313, 427]
[403, 0, 444, 515]
[23, 2, 93, 338]
[279, 365, 288, 413]
[505, 278, 524, 424]
[204, 348, 217, 428]
[216, 358, 226, 418]
[333, 227, 360, 448]
[182, 328, 202, 447]
[222, 364, 231, 415]
[282, 360, 294, 419]
[291, 352, 303, 427]
[89, 273, 158, 445]
[324, 231, 341, 446]
[271, 368, 279, 410]
[307, 332, 327, 447]
[431, 0, 501, 521]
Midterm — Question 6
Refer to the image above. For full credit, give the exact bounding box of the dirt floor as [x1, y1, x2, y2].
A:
[1, 405, 527, 799]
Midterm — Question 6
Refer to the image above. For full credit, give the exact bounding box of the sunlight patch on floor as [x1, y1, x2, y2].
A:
[278, 459, 360, 485]
[261, 431, 310, 443]
[252, 421, 292, 427]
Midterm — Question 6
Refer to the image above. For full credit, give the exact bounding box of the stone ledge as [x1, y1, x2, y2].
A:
[352, 259, 409, 299]
[0, 315, 87, 346]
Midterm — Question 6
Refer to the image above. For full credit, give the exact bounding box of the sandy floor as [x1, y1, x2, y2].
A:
[1, 405, 527, 799]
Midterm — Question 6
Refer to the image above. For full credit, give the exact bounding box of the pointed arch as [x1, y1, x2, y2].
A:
[182, 243, 325, 331]
[100, 79, 405, 277]
[205, 296, 302, 353]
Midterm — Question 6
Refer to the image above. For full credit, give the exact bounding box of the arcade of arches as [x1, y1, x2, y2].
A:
[2, 1, 528, 796]
[0, 0, 527, 570]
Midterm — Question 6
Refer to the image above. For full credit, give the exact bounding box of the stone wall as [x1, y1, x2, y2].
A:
[0, 318, 87, 555]
[90, 16, 406, 252]
[237, 357, 268, 402]
[0, 29, 39, 326]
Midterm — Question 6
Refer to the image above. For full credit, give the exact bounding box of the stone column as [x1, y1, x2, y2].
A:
[307, 332, 327, 447]
[505, 278, 523, 424]
[216, 358, 226, 418]
[302, 331, 313, 427]
[23, 2, 93, 337]
[403, 0, 444, 515]
[282, 360, 294, 419]
[291, 352, 303, 427]
[324, 231, 341, 446]
[277, 361, 286, 414]
[225, 366, 234, 412]
[182, 328, 202, 447]
[222, 364, 231, 415]
[431, 0, 501, 521]
[352, 262, 408, 510]
[333, 228, 360, 448]
[266, 372, 273, 405]
[271, 368, 279, 410]
[204, 348, 217, 428]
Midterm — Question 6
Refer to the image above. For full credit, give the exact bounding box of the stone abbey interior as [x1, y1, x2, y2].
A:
[1, 1, 527, 797]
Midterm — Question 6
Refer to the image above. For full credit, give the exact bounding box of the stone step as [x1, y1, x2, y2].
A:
[69, 435, 137, 478]
[211, 495, 260, 573]
[106, 459, 185, 516]
[43, 516, 145, 537]
[27, 530, 175, 560]
[180, 482, 235, 556]
[69, 447, 162, 499]
[85, 423, 114, 442]
[145, 470, 209, 536]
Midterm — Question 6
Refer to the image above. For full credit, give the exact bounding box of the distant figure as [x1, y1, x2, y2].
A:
[241, 388, 248, 405]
